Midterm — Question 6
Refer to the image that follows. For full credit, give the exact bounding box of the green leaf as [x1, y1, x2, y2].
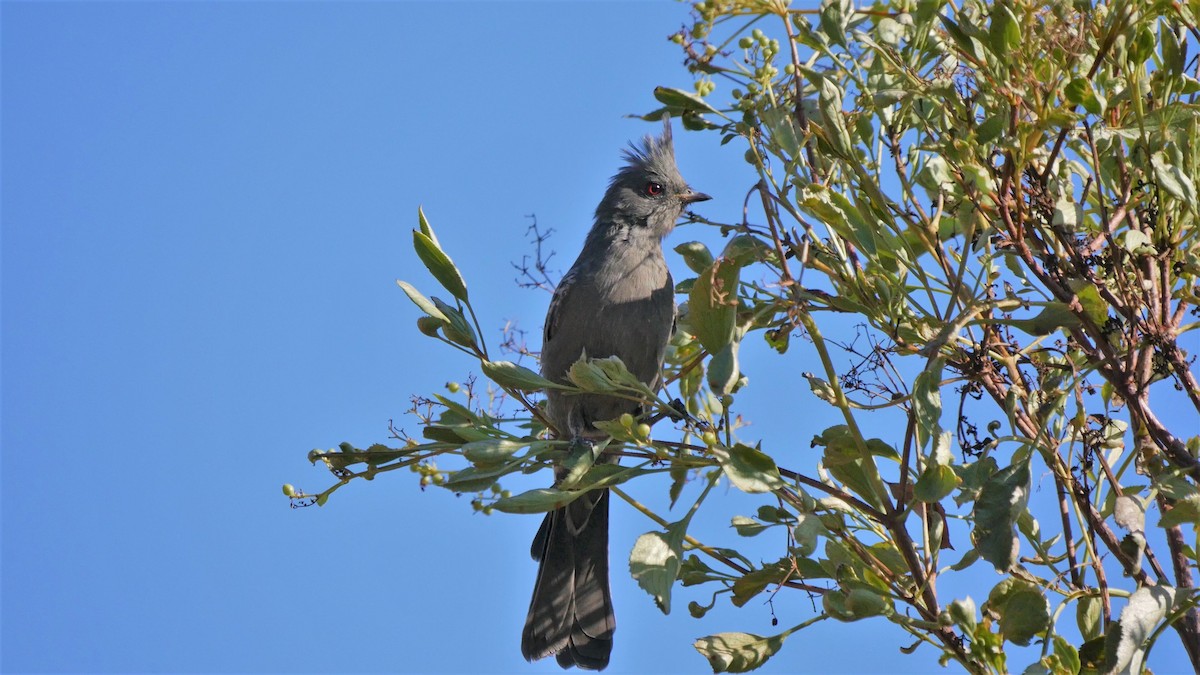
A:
[823, 586, 892, 622]
[938, 15, 975, 59]
[1053, 195, 1083, 228]
[652, 86, 720, 115]
[1104, 585, 1180, 675]
[721, 234, 766, 267]
[416, 315, 443, 337]
[461, 438, 525, 468]
[557, 438, 602, 489]
[1113, 495, 1146, 534]
[949, 597, 978, 634]
[481, 360, 563, 392]
[566, 354, 647, 395]
[422, 425, 470, 444]
[914, 464, 961, 502]
[912, 360, 945, 451]
[629, 521, 687, 614]
[797, 185, 877, 256]
[1047, 634, 1081, 674]
[985, 577, 1051, 646]
[1066, 279, 1109, 329]
[814, 426, 894, 509]
[491, 487, 581, 514]
[1118, 229, 1154, 255]
[707, 342, 740, 396]
[877, 16, 906, 45]
[441, 464, 518, 493]
[713, 443, 784, 493]
[675, 241, 714, 274]
[731, 562, 787, 607]
[1000, 302, 1081, 336]
[1152, 151, 1198, 206]
[429, 297, 476, 348]
[972, 454, 1031, 572]
[396, 280, 449, 322]
[975, 110, 1007, 144]
[987, 4, 1021, 56]
[679, 554, 722, 587]
[843, 587, 891, 619]
[413, 229, 469, 302]
[693, 631, 787, 673]
[689, 258, 740, 354]
[792, 513, 823, 557]
[761, 104, 802, 159]
[1077, 594, 1103, 641]
[1159, 493, 1200, 527]
[803, 373, 839, 404]
[1065, 77, 1103, 115]
[417, 205, 441, 248]
[817, 76, 853, 157]
[1078, 636, 1107, 671]
[731, 515, 768, 537]
[818, 0, 849, 47]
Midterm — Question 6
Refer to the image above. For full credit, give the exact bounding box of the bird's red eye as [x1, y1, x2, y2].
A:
[644, 181, 664, 196]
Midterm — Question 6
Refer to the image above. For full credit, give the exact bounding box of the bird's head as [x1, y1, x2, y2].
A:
[594, 114, 710, 238]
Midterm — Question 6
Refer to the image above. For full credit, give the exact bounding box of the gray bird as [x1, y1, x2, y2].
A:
[521, 115, 710, 670]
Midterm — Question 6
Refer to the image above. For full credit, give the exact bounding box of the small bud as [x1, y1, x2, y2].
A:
[635, 423, 652, 441]
[282, 483, 296, 497]
[416, 316, 443, 337]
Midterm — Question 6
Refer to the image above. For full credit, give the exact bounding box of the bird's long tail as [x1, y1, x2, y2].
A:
[521, 489, 614, 670]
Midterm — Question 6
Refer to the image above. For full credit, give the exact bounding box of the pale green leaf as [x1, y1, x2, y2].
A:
[481, 360, 564, 392]
[491, 487, 580, 514]
[693, 631, 787, 673]
[689, 258, 740, 354]
[675, 241, 715, 274]
[413, 230, 468, 302]
[629, 522, 686, 614]
[713, 443, 784, 493]
[972, 455, 1030, 572]
[396, 280, 449, 322]
[1104, 585, 1180, 675]
[461, 438, 525, 468]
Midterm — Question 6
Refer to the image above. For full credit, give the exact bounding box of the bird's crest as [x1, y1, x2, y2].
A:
[615, 113, 677, 181]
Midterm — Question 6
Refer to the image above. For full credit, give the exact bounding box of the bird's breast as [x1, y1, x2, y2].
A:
[593, 251, 670, 304]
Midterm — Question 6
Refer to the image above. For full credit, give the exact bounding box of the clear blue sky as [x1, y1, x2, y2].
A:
[3, 3, 1194, 674]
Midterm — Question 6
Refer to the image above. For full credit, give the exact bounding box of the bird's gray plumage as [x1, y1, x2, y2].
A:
[521, 115, 710, 670]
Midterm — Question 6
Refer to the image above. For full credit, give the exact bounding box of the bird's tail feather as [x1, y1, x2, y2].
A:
[522, 489, 614, 671]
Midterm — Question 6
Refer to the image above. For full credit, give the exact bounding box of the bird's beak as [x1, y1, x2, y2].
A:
[681, 190, 712, 205]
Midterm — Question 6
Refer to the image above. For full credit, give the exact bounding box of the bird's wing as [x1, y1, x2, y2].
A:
[543, 267, 579, 344]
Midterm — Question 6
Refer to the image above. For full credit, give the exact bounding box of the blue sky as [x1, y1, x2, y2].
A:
[3, 2, 1195, 674]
